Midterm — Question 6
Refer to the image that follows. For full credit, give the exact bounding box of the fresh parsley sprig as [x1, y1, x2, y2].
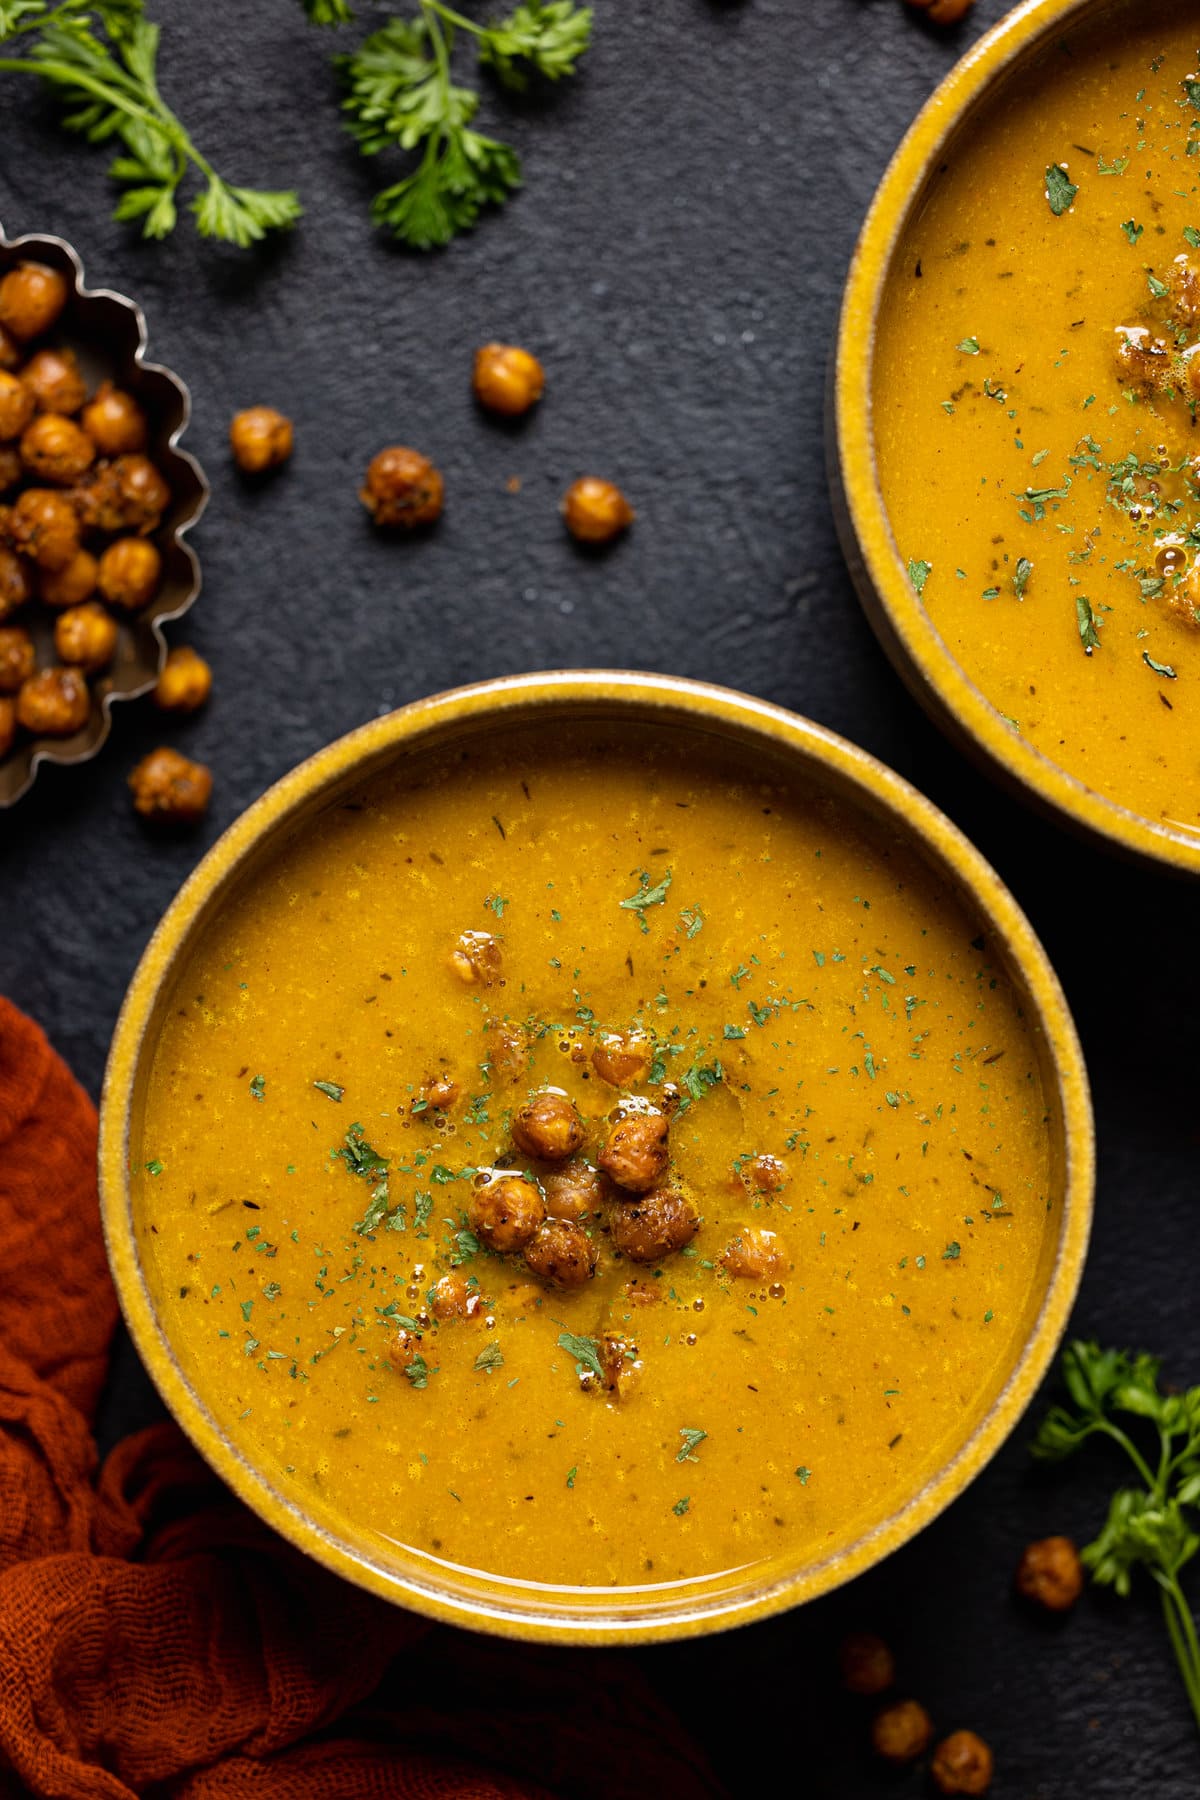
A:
[335, 0, 592, 249]
[0, 0, 302, 245]
[1033, 1339, 1200, 1728]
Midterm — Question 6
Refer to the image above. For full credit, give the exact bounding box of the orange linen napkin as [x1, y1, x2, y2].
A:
[0, 997, 724, 1800]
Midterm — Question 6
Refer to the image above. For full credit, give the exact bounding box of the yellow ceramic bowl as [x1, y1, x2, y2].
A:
[99, 672, 1093, 1642]
[831, 0, 1200, 877]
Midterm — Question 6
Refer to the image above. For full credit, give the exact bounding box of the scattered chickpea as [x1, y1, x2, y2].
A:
[20, 413, 95, 485]
[154, 645, 212, 714]
[429, 1271, 480, 1321]
[448, 928, 503, 987]
[524, 1217, 597, 1289]
[97, 537, 161, 611]
[386, 1326, 422, 1373]
[511, 1090, 586, 1162]
[77, 453, 171, 535]
[541, 1158, 606, 1222]
[421, 1074, 460, 1112]
[903, 0, 975, 22]
[1015, 1535, 1084, 1612]
[838, 1631, 896, 1697]
[9, 488, 79, 571]
[54, 601, 118, 673]
[0, 546, 33, 619]
[360, 446, 444, 530]
[0, 626, 35, 693]
[39, 548, 99, 610]
[81, 382, 148, 456]
[722, 1226, 784, 1279]
[931, 1731, 994, 1796]
[16, 665, 90, 737]
[0, 262, 69, 342]
[473, 343, 545, 416]
[0, 370, 34, 441]
[609, 1185, 698, 1262]
[229, 405, 294, 474]
[21, 346, 86, 416]
[128, 746, 213, 824]
[598, 1111, 670, 1193]
[468, 1173, 544, 1253]
[871, 1699, 934, 1765]
[745, 1153, 788, 1193]
[0, 695, 13, 756]
[592, 1029, 653, 1087]
[562, 475, 634, 544]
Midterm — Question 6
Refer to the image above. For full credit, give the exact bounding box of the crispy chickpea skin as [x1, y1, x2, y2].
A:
[871, 1699, 934, 1765]
[609, 1185, 698, 1262]
[0, 262, 69, 342]
[429, 1270, 482, 1321]
[21, 346, 87, 416]
[77, 454, 170, 535]
[512, 1090, 586, 1162]
[54, 601, 117, 673]
[468, 1173, 544, 1253]
[154, 645, 212, 713]
[591, 1030, 653, 1088]
[16, 665, 89, 737]
[9, 487, 80, 570]
[598, 1111, 670, 1194]
[0, 626, 35, 693]
[21, 413, 95, 486]
[230, 405, 294, 474]
[473, 343, 546, 416]
[129, 746, 213, 824]
[97, 537, 161, 611]
[360, 446, 444, 529]
[562, 476, 634, 544]
[449, 928, 503, 987]
[1015, 1535, 1084, 1611]
[0, 696, 14, 757]
[541, 1157, 606, 1222]
[0, 547, 33, 619]
[39, 547, 98, 609]
[81, 382, 148, 455]
[722, 1226, 784, 1280]
[931, 1731, 994, 1796]
[0, 370, 34, 442]
[524, 1217, 597, 1289]
[903, 0, 975, 22]
[838, 1632, 896, 1697]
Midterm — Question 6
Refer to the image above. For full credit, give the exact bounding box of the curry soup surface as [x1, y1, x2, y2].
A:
[874, 3, 1200, 839]
[134, 725, 1056, 1594]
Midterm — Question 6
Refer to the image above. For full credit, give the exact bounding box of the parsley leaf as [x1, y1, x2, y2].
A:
[907, 557, 932, 597]
[1045, 163, 1078, 215]
[676, 1426, 707, 1463]
[557, 1330, 603, 1381]
[473, 1342, 504, 1373]
[478, 1, 592, 89]
[314, 1079, 345, 1102]
[1143, 651, 1178, 679]
[1076, 594, 1101, 654]
[620, 868, 674, 927]
[1012, 556, 1033, 600]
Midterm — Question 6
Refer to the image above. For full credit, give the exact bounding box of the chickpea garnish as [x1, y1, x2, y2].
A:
[871, 1698, 934, 1765]
[21, 413, 96, 486]
[562, 475, 634, 544]
[511, 1090, 586, 1162]
[22, 347, 86, 416]
[360, 446, 444, 529]
[54, 601, 118, 673]
[468, 1173, 544, 1253]
[592, 1030, 653, 1087]
[16, 665, 90, 737]
[473, 343, 545, 416]
[598, 1111, 670, 1193]
[154, 645, 212, 714]
[81, 382, 148, 456]
[0, 370, 34, 442]
[9, 488, 80, 571]
[0, 695, 14, 757]
[838, 1631, 896, 1697]
[903, 0, 975, 22]
[129, 746, 213, 824]
[931, 1730, 993, 1796]
[0, 626, 35, 693]
[448, 929, 503, 987]
[0, 262, 69, 342]
[98, 537, 161, 611]
[77, 453, 170, 535]
[40, 548, 99, 610]
[1015, 1535, 1084, 1611]
[229, 405, 294, 474]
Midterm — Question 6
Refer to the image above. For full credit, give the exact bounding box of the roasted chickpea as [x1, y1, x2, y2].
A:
[0, 325, 20, 372]
[1015, 1535, 1084, 1611]
[541, 1158, 606, 1222]
[448, 928, 503, 987]
[97, 537, 161, 611]
[598, 1110, 670, 1193]
[598, 1330, 641, 1398]
[524, 1217, 597, 1289]
[0, 626, 35, 693]
[153, 645, 212, 713]
[16, 665, 89, 737]
[512, 1090, 586, 1162]
[54, 601, 117, 673]
[77, 454, 170, 534]
[0, 262, 69, 342]
[562, 476, 634, 544]
[387, 1326, 422, 1373]
[420, 1074, 460, 1112]
[128, 746, 213, 824]
[39, 547, 98, 609]
[468, 1172, 544, 1253]
[838, 1632, 896, 1697]
[21, 346, 87, 416]
[721, 1226, 784, 1279]
[429, 1270, 482, 1320]
[0, 547, 33, 619]
[10, 487, 80, 571]
[871, 1699, 934, 1765]
[473, 343, 545, 416]
[81, 382, 148, 455]
[931, 1731, 994, 1796]
[0, 695, 14, 756]
[745, 1153, 788, 1193]
[485, 1019, 529, 1081]
[0, 370, 34, 442]
[903, 0, 975, 22]
[21, 413, 95, 486]
[229, 405, 294, 474]
[1115, 326, 1172, 392]
[592, 1030, 653, 1088]
[360, 446, 444, 530]
[609, 1185, 698, 1262]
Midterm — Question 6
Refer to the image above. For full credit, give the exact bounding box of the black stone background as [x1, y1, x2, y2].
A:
[0, 0, 1197, 1792]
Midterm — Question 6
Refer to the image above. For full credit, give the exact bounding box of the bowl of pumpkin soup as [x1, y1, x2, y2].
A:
[99, 672, 1092, 1641]
[833, 0, 1200, 872]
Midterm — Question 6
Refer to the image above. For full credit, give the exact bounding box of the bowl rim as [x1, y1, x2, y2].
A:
[98, 670, 1095, 1644]
[832, 0, 1200, 877]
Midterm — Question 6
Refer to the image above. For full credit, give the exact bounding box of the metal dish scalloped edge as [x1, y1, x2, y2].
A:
[0, 226, 209, 808]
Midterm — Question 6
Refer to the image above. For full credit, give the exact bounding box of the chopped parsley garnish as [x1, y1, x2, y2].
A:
[473, 1343, 504, 1373]
[956, 337, 981, 355]
[723, 1024, 747, 1039]
[943, 1241, 962, 1260]
[620, 868, 673, 931]
[673, 1496, 691, 1516]
[1012, 556, 1033, 600]
[1044, 163, 1078, 215]
[566, 1466, 578, 1488]
[679, 1058, 723, 1108]
[907, 557, 932, 597]
[795, 1465, 812, 1485]
[1143, 652, 1178, 679]
[404, 1356, 429, 1390]
[249, 1075, 266, 1101]
[679, 904, 705, 939]
[313, 1079, 345, 1102]
[1148, 272, 1169, 300]
[676, 1426, 707, 1464]
[335, 1123, 395, 1233]
[1076, 594, 1102, 654]
[1122, 219, 1144, 245]
[557, 1330, 604, 1381]
[145, 1159, 164, 1176]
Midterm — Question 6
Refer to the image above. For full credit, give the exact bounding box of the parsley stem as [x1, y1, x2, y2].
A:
[424, 2, 486, 37]
[1101, 1419, 1159, 1494]
[0, 55, 164, 133]
[1157, 1575, 1200, 1730]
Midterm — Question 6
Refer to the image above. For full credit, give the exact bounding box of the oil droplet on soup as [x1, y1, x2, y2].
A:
[134, 727, 1054, 1591]
[874, 5, 1200, 840]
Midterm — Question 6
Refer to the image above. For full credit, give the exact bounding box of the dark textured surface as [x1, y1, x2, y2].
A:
[0, 1, 1197, 1793]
